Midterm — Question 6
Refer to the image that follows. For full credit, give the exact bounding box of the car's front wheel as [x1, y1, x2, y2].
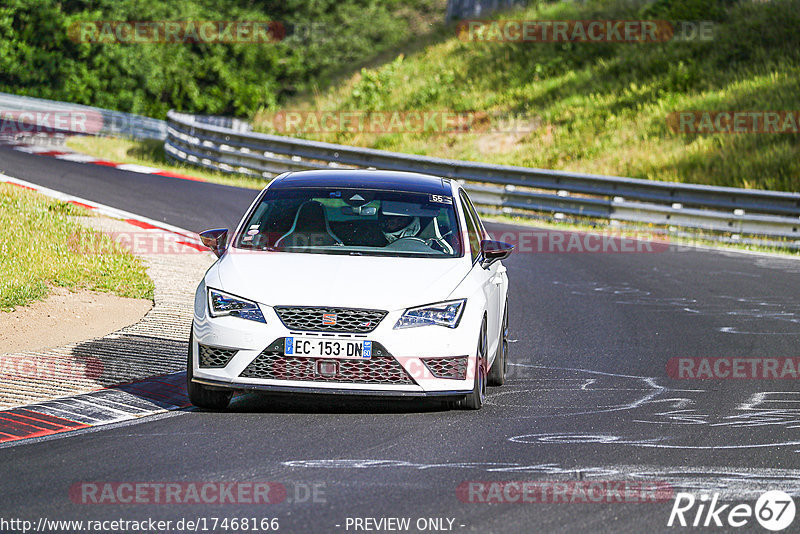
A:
[488, 299, 509, 387]
[187, 329, 232, 410]
[460, 317, 487, 410]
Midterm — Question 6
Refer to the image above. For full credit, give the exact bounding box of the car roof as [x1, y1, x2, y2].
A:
[269, 170, 452, 196]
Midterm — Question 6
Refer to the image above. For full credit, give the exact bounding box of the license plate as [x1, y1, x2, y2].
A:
[284, 337, 371, 359]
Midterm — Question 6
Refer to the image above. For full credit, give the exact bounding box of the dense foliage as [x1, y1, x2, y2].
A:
[0, 0, 445, 117]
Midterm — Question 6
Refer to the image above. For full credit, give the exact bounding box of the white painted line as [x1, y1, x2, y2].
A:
[85, 395, 153, 413]
[115, 163, 161, 174]
[54, 153, 99, 162]
[66, 397, 136, 418]
[31, 403, 104, 423]
[12, 145, 57, 153]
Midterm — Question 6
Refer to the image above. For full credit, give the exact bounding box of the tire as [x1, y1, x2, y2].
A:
[460, 317, 487, 410]
[487, 300, 509, 387]
[187, 329, 232, 410]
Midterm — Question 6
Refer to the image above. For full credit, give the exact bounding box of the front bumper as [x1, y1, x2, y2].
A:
[191, 376, 470, 400]
[191, 286, 481, 397]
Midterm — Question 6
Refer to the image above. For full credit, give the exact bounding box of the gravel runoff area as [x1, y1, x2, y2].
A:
[0, 215, 215, 409]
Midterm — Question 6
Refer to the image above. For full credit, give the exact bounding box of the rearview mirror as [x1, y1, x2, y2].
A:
[480, 240, 514, 269]
[341, 206, 377, 216]
[199, 228, 228, 258]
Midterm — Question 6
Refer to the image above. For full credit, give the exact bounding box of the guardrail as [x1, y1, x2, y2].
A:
[0, 92, 166, 140]
[165, 110, 800, 245]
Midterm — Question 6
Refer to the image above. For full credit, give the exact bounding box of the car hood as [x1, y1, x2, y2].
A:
[211, 250, 471, 311]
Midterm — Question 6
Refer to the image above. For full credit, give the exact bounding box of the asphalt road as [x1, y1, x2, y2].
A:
[2, 145, 800, 533]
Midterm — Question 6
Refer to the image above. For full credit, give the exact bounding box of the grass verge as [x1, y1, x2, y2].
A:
[0, 183, 154, 311]
[254, 0, 800, 192]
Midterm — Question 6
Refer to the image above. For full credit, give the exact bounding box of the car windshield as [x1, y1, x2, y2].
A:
[235, 188, 463, 258]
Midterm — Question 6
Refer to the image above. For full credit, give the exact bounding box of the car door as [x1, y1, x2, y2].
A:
[458, 189, 501, 357]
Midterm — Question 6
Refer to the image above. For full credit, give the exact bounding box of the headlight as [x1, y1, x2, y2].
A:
[208, 289, 266, 323]
[394, 299, 466, 329]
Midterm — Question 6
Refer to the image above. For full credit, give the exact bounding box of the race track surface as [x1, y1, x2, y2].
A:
[2, 145, 799, 533]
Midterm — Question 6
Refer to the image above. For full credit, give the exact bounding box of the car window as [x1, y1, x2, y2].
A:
[235, 188, 464, 258]
[459, 190, 481, 262]
[462, 190, 486, 236]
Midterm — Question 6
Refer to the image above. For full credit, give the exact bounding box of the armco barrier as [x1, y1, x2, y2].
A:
[165, 110, 800, 246]
[0, 92, 166, 140]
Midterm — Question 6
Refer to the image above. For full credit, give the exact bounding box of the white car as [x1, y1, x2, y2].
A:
[188, 170, 512, 410]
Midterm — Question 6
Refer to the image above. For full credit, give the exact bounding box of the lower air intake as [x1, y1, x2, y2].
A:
[198, 344, 238, 368]
[421, 356, 468, 380]
[240, 339, 415, 385]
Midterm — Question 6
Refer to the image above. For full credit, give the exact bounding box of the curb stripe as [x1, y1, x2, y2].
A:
[6, 141, 207, 183]
[0, 372, 190, 446]
[67, 200, 96, 210]
[89, 160, 120, 167]
[124, 218, 160, 230]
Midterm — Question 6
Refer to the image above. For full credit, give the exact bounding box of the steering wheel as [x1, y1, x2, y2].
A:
[392, 236, 428, 244]
[384, 236, 438, 253]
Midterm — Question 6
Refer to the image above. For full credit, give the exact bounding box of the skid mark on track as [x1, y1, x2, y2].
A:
[509, 432, 800, 450]
[280, 460, 800, 500]
[552, 279, 800, 334]
[501, 363, 800, 452]
[281, 365, 800, 498]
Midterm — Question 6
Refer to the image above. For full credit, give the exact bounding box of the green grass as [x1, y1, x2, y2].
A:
[0, 184, 154, 311]
[254, 0, 800, 192]
[66, 137, 266, 190]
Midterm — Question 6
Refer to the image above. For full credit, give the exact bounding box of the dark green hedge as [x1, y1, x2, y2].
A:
[0, 0, 443, 117]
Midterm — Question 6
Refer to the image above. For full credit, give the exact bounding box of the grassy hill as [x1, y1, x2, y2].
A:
[254, 0, 800, 192]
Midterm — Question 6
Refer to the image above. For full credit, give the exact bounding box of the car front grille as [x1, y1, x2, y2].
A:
[240, 339, 416, 385]
[421, 356, 468, 380]
[274, 306, 386, 333]
[198, 344, 238, 368]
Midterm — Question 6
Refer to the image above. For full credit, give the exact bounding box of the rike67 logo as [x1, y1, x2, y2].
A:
[668, 491, 796, 531]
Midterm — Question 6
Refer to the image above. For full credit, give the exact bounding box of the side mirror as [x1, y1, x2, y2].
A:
[199, 228, 228, 258]
[480, 239, 514, 269]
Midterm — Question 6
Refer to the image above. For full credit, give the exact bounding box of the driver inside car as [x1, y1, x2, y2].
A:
[377, 203, 455, 254]
[378, 208, 421, 243]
